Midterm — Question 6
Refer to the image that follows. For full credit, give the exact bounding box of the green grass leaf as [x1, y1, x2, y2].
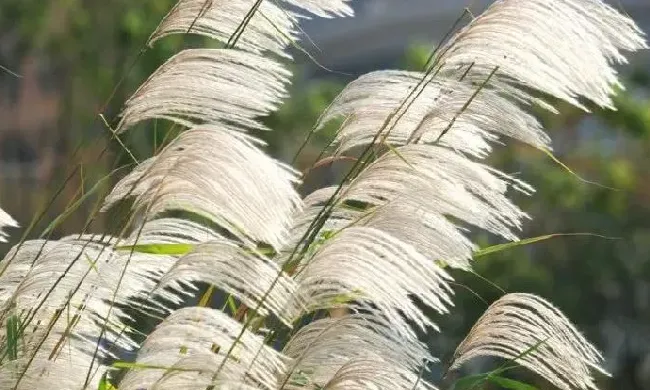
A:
[115, 243, 279, 257]
[98, 371, 118, 390]
[329, 289, 364, 305]
[473, 233, 618, 259]
[226, 295, 238, 314]
[6, 315, 20, 361]
[115, 243, 195, 255]
[488, 376, 538, 390]
[542, 148, 619, 191]
[452, 374, 488, 390]
[112, 361, 199, 373]
[198, 285, 215, 307]
[473, 235, 557, 258]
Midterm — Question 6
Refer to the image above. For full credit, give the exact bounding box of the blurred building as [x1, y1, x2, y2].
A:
[300, 0, 650, 75]
[0, 57, 60, 178]
[0, 55, 64, 228]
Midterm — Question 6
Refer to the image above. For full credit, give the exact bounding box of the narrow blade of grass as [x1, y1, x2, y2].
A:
[40, 168, 123, 238]
[112, 361, 200, 373]
[452, 373, 489, 390]
[488, 376, 538, 390]
[115, 243, 195, 255]
[473, 233, 618, 259]
[543, 148, 619, 191]
[6, 314, 21, 361]
[98, 371, 118, 390]
[198, 285, 215, 307]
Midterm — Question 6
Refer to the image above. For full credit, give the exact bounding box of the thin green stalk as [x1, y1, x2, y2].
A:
[227, 0, 263, 49]
[186, 0, 213, 34]
[424, 8, 472, 70]
[82, 148, 186, 387]
[433, 66, 499, 144]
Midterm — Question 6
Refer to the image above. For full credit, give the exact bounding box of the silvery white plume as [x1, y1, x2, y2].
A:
[116, 49, 291, 132]
[436, 0, 648, 110]
[286, 186, 476, 270]
[105, 126, 301, 249]
[109, 218, 219, 316]
[318, 70, 549, 158]
[149, 0, 353, 57]
[0, 225, 215, 389]
[0, 208, 17, 243]
[119, 307, 289, 390]
[0, 326, 107, 390]
[119, 217, 224, 246]
[154, 240, 301, 325]
[449, 293, 607, 390]
[291, 226, 454, 338]
[150, 0, 300, 57]
[317, 359, 436, 390]
[345, 145, 533, 240]
[0, 237, 137, 389]
[282, 313, 434, 390]
[285, 143, 532, 270]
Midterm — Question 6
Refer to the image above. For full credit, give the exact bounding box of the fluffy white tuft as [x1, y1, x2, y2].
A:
[0, 208, 17, 243]
[104, 126, 302, 249]
[291, 226, 454, 338]
[282, 313, 435, 390]
[117, 49, 290, 133]
[437, 0, 648, 110]
[119, 307, 290, 390]
[450, 293, 608, 390]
